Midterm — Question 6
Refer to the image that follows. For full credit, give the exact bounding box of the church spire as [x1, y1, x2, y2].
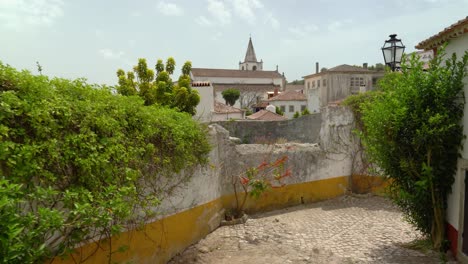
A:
[243, 37, 258, 63]
[239, 36, 263, 71]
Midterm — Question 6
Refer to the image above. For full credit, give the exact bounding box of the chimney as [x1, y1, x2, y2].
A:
[316, 62, 319, 74]
[276, 65, 278, 72]
[274, 88, 279, 96]
[363, 63, 368, 69]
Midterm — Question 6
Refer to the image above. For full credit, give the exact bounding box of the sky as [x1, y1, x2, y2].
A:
[1, 0, 467, 85]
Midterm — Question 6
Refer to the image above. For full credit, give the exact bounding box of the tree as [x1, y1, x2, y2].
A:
[221, 88, 240, 106]
[116, 58, 200, 115]
[348, 50, 468, 251]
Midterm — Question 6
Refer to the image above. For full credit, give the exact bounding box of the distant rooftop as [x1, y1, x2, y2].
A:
[303, 64, 373, 78]
[247, 110, 287, 121]
[192, 68, 283, 79]
[268, 90, 306, 102]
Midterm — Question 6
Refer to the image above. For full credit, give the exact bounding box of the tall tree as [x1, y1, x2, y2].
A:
[116, 58, 200, 115]
[222, 88, 240, 106]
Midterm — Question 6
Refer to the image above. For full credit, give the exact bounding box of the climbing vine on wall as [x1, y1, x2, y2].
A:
[0, 62, 211, 263]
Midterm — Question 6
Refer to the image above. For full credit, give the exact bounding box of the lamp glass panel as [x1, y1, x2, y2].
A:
[383, 48, 392, 64]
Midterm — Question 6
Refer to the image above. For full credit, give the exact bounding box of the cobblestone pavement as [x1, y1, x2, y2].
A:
[169, 195, 454, 264]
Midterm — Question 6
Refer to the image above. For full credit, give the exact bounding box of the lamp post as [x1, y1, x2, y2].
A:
[381, 34, 405, 71]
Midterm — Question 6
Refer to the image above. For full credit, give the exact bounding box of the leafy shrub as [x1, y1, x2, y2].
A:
[348, 50, 468, 250]
[0, 62, 211, 263]
[301, 108, 310, 116]
[293, 111, 300, 118]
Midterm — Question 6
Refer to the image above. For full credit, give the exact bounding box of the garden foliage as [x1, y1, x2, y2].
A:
[116, 58, 200, 115]
[345, 50, 468, 250]
[0, 62, 211, 263]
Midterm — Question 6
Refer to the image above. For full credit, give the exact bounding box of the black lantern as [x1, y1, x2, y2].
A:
[381, 34, 405, 71]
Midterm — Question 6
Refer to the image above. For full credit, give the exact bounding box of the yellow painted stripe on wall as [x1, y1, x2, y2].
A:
[54, 175, 381, 264]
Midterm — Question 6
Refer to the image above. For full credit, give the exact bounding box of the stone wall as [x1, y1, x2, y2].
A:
[58, 105, 376, 264]
[214, 113, 322, 144]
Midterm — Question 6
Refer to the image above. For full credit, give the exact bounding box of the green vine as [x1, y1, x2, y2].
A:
[0, 62, 211, 263]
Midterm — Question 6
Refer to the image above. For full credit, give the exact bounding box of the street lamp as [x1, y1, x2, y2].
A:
[381, 34, 405, 71]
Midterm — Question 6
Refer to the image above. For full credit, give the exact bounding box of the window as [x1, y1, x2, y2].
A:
[307, 82, 310, 89]
[289, 105, 294, 112]
[323, 79, 327, 86]
[252, 65, 257, 71]
[280, 105, 286, 112]
[317, 79, 321, 87]
[312, 81, 315, 87]
[351, 77, 366, 88]
[242, 66, 244, 70]
[301, 105, 306, 111]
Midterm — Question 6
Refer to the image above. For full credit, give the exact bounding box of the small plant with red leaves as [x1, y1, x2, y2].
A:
[230, 155, 291, 219]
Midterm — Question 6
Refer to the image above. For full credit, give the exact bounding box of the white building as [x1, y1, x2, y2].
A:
[416, 16, 468, 261]
[268, 90, 307, 119]
[191, 37, 286, 110]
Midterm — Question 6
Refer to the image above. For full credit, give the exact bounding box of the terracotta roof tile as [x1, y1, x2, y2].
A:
[214, 101, 244, 114]
[285, 84, 304, 91]
[192, 68, 283, 79]
[416, 16, 468, 50]
[247, 110, 287, 121]
[268, 90, 306, 102]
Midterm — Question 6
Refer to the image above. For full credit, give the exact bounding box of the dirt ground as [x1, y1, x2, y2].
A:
[169, 195, 455, 264]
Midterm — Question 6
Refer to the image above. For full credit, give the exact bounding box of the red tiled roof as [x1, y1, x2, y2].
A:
[247, 110, 287, 121]
[214, 101, 244, 114]
[416, 16, 468, 50]
[192, 68, 284, 79]
[268, 90, 306, 102]
[285, 84, 304, 91]
[212, 83, 281, 93]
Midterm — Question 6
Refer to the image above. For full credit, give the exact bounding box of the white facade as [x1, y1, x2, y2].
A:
[211, 111, 244, 121]
[446, 34, 468, 233]
[270, 100, 307, 119]
[192, 83, 214, 122]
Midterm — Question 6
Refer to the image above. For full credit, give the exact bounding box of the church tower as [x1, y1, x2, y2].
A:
[239, 37, 263, 71]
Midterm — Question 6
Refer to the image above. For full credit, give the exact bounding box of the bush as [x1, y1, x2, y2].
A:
[293, 111, 300, 118]
[349, 50, 468, 250]
[301, 108, 310, 116]
[0, 62, 211, 262]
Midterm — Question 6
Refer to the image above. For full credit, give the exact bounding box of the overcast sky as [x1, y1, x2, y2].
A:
[1, 0, 467, 84]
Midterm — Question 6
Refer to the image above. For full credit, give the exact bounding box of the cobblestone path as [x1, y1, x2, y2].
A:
[169, 195, 453, 263]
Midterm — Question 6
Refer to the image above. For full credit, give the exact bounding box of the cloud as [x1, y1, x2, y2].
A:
[264, 12, 280, 30]
[211, 32, 223, 41]
[288, 24, 319, 38]
[98, 49, 125, 60]
[328, 19, 352, 31]
[207, 0, 231, 25]
[232, 0, 263, 24]
[195, 15, 213, 26]
[0, 0, 64, 29]
[156, 1, 183, 16]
